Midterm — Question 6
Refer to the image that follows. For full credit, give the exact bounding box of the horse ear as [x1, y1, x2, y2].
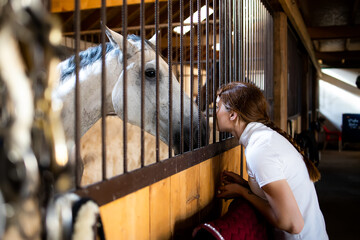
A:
[148, 30, 160, 46]
[104, 25, 136, 55]
[104, 25, 123, 48]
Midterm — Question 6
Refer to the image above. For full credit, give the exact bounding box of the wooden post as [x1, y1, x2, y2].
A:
[273, 12, 288, 131]
[301, 56, 309, 131]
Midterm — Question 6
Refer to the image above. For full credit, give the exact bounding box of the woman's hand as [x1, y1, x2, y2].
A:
[216, 183, 248, 199]
[221, 170, 249, 187]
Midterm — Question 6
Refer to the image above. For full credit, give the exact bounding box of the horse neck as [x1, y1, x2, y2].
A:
[57, 52, 122, 140]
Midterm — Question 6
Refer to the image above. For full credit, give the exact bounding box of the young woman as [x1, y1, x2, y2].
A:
[216, 82, 328, 240]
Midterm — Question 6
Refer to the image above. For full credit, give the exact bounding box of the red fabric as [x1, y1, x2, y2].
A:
[193, 198, 269, 240]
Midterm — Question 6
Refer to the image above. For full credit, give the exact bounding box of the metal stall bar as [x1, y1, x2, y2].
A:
[255, 0, 258, 87]
[189, 0, 194, 151]
[218, 0, 222, 141]
[180, 0, 184, 154]
[140, 0, 145, 167]
[244, 0, 248, 82]
[228, 0, 232, 84]
[224, 0, 227, 86]
[250, 0, 253, 83]
[205, 0, 209, 146]
[234, 0, 238, 83]
[240, 0, 243, 81]
[197, 0, 201, 149]
[155, 0, 160, 162]
[122, 0, 128, 172]
[261, 0, 264, 90]
[168, 0, 173, 157]
[212, 0, 217, 144]
[101, 0, 107, 180]
[247, 0, 250, 82]
[226, 0, 231, 139]
[74, 0, 81, 188]
[258, 0, 261, 89]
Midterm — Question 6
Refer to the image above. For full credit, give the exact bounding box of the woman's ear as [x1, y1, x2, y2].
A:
[230, 112, 237, 121]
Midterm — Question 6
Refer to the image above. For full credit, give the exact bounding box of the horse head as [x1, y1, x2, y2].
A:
[105, 27, 207, 154]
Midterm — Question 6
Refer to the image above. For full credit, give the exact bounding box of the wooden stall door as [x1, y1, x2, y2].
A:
[99, 146, 243, 239]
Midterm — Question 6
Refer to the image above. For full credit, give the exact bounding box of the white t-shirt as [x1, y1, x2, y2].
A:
[239, 122, 328, 240]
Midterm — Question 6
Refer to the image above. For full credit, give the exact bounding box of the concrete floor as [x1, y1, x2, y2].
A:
[315, 149, 360, 240]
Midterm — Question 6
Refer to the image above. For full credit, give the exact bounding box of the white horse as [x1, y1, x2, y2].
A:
[53, 27, 207, 183]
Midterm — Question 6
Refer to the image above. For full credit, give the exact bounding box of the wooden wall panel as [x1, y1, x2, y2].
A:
[184, 164, 201, 235]
[99, 145, 243, 239]
[100, 187, 150, 240]
[170, 170, 187, 236]
[149, 178, 171, 240]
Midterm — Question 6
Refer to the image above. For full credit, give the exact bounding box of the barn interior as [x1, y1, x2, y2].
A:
[0, 0, 359, 239]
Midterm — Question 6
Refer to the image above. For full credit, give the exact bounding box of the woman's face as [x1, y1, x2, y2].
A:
[216, 96, 232, 132]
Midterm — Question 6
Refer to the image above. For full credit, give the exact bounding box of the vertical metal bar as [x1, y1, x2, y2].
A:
[205, 0, 209, 146]
[122, 0, 128, 172]
[220, 0, 225, 141]
[155, 0, 160, 161]
[229, 0, 232, 84]
[255, 0, 257, 86]
[197, 0, 201, 148]
[258, 0, 261, 86]
[234, 0, 238, 83]
[101, 0, 107, 181]
[212, 0, 217, 144]
[240, 0, 243, 81]
[74, 0, 81, 189]
[224, 0, 227, 86]
[257, 0, 260, 88]
[260, 2, 266, 91]
[189, 0, 194, 151]
[245, 0, 248, 82]
[140, 0, 145, 167]
[168, 0, 173, 157]
[180, 0, 184, 154]
[255, 0, 257, 85]
[253, 0, 256, 84]
[247, 0, 250, 82]
[250, 0, 253, 83]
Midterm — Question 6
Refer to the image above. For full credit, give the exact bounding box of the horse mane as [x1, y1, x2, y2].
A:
[60, 42, 115, 82]
[60, 35, 156, 82]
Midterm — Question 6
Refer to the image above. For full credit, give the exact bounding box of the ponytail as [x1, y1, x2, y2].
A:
[263, 121, 321, 182]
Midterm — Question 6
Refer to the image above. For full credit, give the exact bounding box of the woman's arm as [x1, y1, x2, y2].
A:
[217, 179, 304, 234]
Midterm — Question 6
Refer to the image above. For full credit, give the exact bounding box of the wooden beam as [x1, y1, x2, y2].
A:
[321, 73, 359, 96]
[278, 0, 320, 73]
[308, 25, 360, 40]
[316, 51, 360, 62]
[51, 0, 167, 13]
[316, 51, 360, 68]
[273, 12, 288, 131]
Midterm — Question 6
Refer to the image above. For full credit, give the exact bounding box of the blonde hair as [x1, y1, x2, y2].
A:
[218, 82, 320, 182]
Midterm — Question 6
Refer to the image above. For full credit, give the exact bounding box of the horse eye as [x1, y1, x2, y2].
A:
[145, 69, 156, 78]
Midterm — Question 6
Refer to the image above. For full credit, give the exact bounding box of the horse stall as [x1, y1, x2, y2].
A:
[0, 0, 273, 239]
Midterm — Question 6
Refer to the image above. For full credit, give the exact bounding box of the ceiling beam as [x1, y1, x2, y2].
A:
[51, 0, 167, 13]
[278, 0, 320, 73]
[317, 51, 360, 68]
[308, 25, 360, 39]
[316, 51, 360, 62]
